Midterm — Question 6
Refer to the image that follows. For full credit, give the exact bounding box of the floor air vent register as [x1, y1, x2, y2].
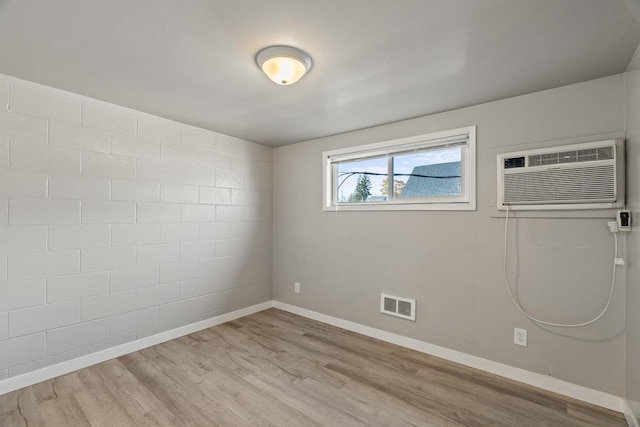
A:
[380, 293, 416, 321]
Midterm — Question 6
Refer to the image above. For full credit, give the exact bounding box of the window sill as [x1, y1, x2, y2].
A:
[322, 202, 476, 212]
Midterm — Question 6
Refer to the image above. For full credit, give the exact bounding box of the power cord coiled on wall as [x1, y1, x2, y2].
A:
[503, 204, 618, 328]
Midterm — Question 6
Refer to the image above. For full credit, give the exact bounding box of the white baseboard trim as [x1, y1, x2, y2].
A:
[0, 301, 273, 396]
[624, 400, 640, 427]
[273, 301, 628, 415]
[1, 299, 635, 425]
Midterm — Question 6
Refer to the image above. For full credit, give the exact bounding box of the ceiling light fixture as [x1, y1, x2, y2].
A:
[256, 45, 313, 86]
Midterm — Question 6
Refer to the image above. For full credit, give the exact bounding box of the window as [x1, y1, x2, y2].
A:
[323, 126, 476, 211]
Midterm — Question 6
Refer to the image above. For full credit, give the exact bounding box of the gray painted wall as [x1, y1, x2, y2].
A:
[273, 75, 626, 395]
[626, 44, 640, 422]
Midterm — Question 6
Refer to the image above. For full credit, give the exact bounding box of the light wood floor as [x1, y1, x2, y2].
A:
[0, 308, 627, 426]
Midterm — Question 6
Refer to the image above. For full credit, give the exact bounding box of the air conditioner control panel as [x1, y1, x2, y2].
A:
[504, 157, 525, 169]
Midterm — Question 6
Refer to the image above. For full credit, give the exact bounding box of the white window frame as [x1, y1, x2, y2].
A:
[322, 126, 476, 211]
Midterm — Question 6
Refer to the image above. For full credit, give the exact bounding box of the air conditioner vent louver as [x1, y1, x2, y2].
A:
[528, 146, 614, 167]
[504, 165, 615, 204]
[497, 139, 624, 210]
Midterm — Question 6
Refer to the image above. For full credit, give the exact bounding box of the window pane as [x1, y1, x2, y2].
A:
[336, 157, 388, 203]
[323, 126, 475, 211]
[393, 147, 462, 198]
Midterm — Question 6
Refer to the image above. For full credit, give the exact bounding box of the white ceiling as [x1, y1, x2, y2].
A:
[0, 1, 639, 147]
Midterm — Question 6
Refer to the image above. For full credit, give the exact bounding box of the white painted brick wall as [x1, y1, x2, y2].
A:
[0, 280, 46, 311]
[199, 186, 231, 205]
[112, 179, 159, 202]
[244, 174, 260, 191]
[0, 334, 45, 369]
[233, 221, 268, 238]
[110, 266, 159, 292]
[0, 140, 8, 169]
[137, 114, 181, 144]
[81, 100, 137, 135]
[136, 243, 180, 266]
[161, 183, 199, 204]
[162, 144, 231, 171]
[180, 125, 216, 151]
[200, 222, 235, 240]
[159, 261, 199, 284]
[9, 301, 81, 337]
[82, 200, 136, 224]
[0, 226, 47, 253]
[109, 307, 158, 338]
[180, 204, 216, 223]
[49, 121, 112, 153]
[216, 205, 260, 222]
[217, 134, 262, 158]
[0, 312, 7, 341]
[0, 198, 7, 225]
[8, 251, 80, 281]
[215, 170, 244, 189]
[11, 143, 81, 174]
[136, 202, 181, 223]
[81, 246, 136, 272]
[137, 160, 216, 186]
[112, 134, 161, 161]
[0, 110, 47, 145]
[0, 72, 272, 380]
[9, 81, 81, 124]
[46, 320, 110, 356]
[111, 224, 160, 247]
[80, 291, 135, 321]
[135, 283, 180, 309]
[0, 169, 47, 198]
[197, 241, 217, 259]
[199, 151, 232, 171]
[0, 255, 6, 283]
[231, 189, 258, 206]
[47, 272, 110, 303]
[48, 225, 110, 250]
[82, 152, 136, 179]
[48, 174, 111, 200]
[10, 199, 81, 225]
[0, 78, 7, 107]
[158, 295, 218, 326]
[179, 241, 201, 261]
[198, 256, 241, 277]
[161, 143, 202, 166]
[179, 277, 215, 299]
[215, 239, 250, 257]
[158, 287, 246, 326]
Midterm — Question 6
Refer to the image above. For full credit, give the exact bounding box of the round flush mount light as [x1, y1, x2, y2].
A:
[256, 45, 313, 86]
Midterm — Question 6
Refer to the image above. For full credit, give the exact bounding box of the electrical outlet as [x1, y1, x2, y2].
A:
[294, 282, 300, 293]
[514, 328, 527, 347]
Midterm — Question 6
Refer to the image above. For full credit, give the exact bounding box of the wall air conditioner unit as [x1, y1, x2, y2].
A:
[497, 139, 625, 210]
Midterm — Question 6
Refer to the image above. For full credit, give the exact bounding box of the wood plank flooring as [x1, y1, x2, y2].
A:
[0, 308, 627, 426]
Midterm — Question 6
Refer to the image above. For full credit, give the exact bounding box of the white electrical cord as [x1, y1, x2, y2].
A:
[503, 204, 618, 328]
